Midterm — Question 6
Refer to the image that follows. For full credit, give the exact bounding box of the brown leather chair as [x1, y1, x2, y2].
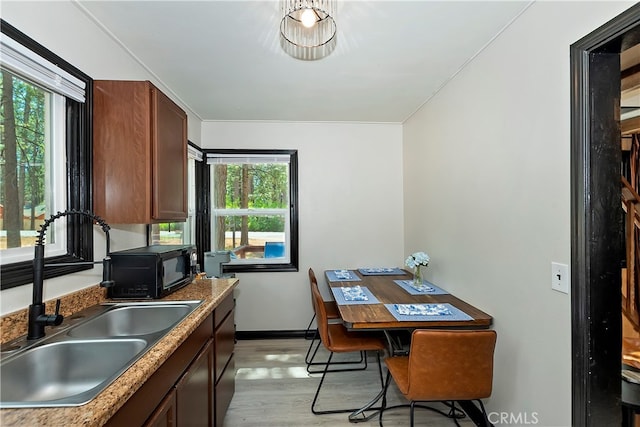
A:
[305, 268, 342, 368]
[306, 268, 366, 371]
[310, 273, 387, 415]
[379, 329, 497, 426]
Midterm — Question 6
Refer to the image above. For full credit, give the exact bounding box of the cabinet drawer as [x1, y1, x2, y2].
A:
[214, 293, 235, 328]
[215, 353, 235, 427]
[215, 310, 235, 383]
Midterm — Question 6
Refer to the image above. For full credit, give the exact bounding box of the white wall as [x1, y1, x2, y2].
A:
[0, 1, 203, 314]
[201, 121, 404, 330]
[402, 1, 636, 426]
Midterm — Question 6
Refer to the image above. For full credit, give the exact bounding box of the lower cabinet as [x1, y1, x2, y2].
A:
[105, 294, 235, 427]
[214, 295, 236, 427]
[176, 339, 213, 426]
[215, 353, 235, 427]
[144, 339, 213, 427]
[144, 389, 177, 427]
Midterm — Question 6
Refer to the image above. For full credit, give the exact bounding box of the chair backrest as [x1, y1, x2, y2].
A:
[406, 329, 497, 401]
[308, 268, 318, 310]
[309, 269, 332, 348]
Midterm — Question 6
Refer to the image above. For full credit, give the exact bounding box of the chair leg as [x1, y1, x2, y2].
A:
[304, 329, 320, 365]
[440, 401, 467, 426]
[304, 313, 316, 340]
[410, 401, 416, 427]
[304, 322, 365, 371]
[312, 352, 357, 414]
[312, 350, 385, 415]
[400, 401, 468, 426]
[378, 370, 393, 427]
[376, 351, 384, 388]
[307, 347, 367, 374]
[476, 399, 487, 416]
[473, 399, 489, 427]
[347, 351, 386, 422]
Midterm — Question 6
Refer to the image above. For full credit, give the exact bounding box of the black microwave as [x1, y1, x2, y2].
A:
[107, 245, 196, 299]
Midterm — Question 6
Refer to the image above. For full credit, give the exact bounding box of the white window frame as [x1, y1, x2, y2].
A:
[0, 59, 72, 264]
[211, 208, 291, 266]
[206, 149, 298, 272]
[184, 146, 200, 245]
[0, 19, 92, 290]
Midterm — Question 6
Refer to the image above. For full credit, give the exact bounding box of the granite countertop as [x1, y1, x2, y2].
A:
[0, 278, 238, 427]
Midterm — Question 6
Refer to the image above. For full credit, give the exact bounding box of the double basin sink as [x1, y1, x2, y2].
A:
[0, 300, 202, 408]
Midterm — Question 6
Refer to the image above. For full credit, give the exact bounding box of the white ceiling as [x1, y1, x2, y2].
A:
[75, 1, 531, 123]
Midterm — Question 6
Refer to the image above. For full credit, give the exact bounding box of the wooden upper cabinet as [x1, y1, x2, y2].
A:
[93, 80, 188, 223]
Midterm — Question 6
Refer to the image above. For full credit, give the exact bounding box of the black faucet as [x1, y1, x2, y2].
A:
[27, 210, 115, 340]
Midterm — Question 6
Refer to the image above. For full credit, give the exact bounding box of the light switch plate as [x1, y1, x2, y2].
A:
[551, 262, 570, 294]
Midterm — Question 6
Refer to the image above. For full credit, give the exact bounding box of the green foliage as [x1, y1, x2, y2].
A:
[220, 163, 288, 233]
[224, 215, 284, 233]
[224, 163, 288, 209]
[158, 222, 184, 232]
[250, 215, 284, 232]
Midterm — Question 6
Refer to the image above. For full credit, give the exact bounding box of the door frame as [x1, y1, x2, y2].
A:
[571, 4, 640, 426]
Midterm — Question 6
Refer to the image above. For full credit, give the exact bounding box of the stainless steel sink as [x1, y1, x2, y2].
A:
[0, 300, 202, 408]
[0, 339, 147, 406]
[68, 303, 195, 337]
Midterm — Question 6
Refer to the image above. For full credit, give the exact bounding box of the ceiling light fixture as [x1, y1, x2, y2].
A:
[280, 0, 337, 61]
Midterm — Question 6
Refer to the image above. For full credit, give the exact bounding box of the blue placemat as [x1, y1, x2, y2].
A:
[393, 279, 449, 295]
[358, 267, 406, 275]
[326, 270, 362, 282]
[331, 286, 379, 305]
[385, 303, 473, 321]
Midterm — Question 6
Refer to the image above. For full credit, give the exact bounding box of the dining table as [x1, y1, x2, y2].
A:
[325, 268, 492, 330]
[324, 267, 494, 427]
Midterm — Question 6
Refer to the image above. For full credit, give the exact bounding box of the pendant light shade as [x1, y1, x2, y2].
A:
[280, 0, 337, 60]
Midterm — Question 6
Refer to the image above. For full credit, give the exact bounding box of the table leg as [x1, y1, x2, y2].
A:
[383, 330, 409, 355]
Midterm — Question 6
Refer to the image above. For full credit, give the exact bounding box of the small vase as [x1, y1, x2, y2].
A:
[413, 265, 423, 285]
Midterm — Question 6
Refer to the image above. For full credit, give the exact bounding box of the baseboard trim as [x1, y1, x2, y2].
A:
[236, 330, 307, 340]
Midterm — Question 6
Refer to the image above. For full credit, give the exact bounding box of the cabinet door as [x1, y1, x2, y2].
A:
[214, 307, 235, 427]
[152, 86, 188, 221]
[215, 353, 235, 427]
[176, 339, 214, 426]
[93, 80, 187, 223]
[144, 388, 177, 427]
[93, 80, 153, 223]
[215, 310, 235, 383]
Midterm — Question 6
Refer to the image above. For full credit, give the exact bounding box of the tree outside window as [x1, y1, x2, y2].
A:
[1, 19, 93, 290]
[208, 150, 298, 272]
[1, 70, 48, 250]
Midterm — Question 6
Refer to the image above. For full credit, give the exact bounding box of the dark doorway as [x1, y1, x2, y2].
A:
[571, 4, 640, 426]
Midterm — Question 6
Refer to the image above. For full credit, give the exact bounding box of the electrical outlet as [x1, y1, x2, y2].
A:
[551, 262, 570, 294]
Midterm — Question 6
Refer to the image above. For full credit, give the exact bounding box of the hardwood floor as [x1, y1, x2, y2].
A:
[223, 338, 475, 427]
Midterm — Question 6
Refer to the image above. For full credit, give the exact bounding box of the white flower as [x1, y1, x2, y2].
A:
[405, 251, 430, 269]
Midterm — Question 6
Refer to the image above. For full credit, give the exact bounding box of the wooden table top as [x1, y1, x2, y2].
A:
[324, 269, 492, 330]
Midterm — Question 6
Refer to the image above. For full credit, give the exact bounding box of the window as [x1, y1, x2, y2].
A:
[0, 20, 93, 290]
[149, 143, 202, 246]
[206, 149, 298, 272]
